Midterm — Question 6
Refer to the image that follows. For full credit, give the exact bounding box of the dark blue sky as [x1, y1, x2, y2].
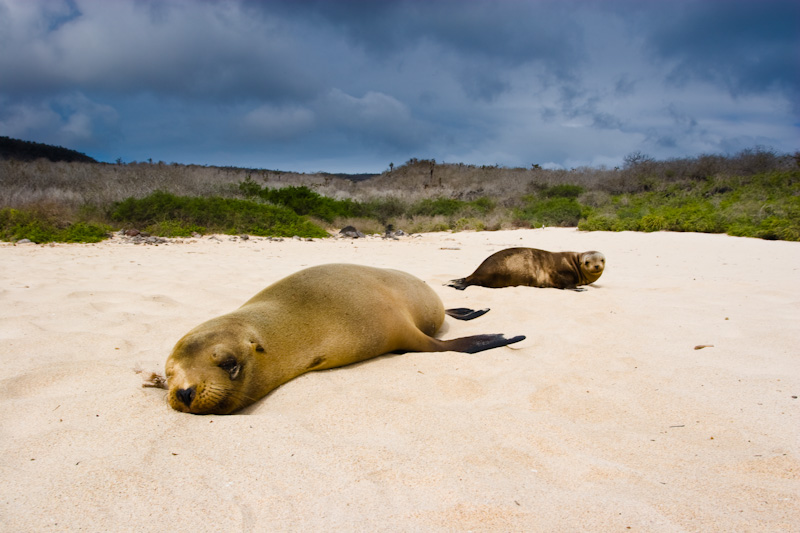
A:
[1, 0, 797, 172]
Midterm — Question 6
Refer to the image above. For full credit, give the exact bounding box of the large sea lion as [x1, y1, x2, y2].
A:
[448, 247, 605, 291]
[165, 264, 525, 414]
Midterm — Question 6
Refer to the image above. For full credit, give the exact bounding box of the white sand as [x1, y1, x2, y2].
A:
[1, 228, 798, 531]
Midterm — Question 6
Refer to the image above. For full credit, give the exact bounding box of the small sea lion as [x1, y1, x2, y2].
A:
[165, 264, 525, 414]
[448, 247, 605, 291]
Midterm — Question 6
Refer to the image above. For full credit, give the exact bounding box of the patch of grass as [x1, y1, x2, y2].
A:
[453, 217, 485, 231]
[407, 196, 496, 222]
[110, 191, 328, 238]
[577, 170, 800, 240]
[469, 196, 496, 214]
[516, 196, 588, 227]
[578, 214, 616, 232]
[405, 215, 451, 234]
[409, 197, 464, 217]
[543, 184, 584, 198]
[240, 181, 361, 223]
[0, 208, 111, 243]
[638, 214, 668, 232]
[145, 220, 207, 237]
[358, 197, 408, 224]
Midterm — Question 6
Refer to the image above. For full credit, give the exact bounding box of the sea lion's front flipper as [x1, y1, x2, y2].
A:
[445, 278, 469, 290]
[444, 307, 489, 321]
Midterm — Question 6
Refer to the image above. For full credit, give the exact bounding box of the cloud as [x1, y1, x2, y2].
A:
[242, 105, 315, 140]
[314, 88, 428, 151]
[0, 0, 796, 172]
[320, 89, 408, 128]
[0, 92, 118, 148]
[0, 0, 324, 101]
[644, 0, 800, 104]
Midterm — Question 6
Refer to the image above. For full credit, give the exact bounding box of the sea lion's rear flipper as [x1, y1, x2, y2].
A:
[438, 334, 525, 354]
[446, 278, 469, 290]
[445, 307, 489, 321]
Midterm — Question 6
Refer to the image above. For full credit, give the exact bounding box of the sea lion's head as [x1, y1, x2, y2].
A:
[579, 251, 606, 283]
[165, 320, 265, 414]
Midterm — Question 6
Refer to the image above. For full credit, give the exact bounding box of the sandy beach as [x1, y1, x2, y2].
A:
[1, 228, 798, 532]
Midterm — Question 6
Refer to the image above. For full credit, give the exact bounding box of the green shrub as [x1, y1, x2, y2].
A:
[578, 214, 615, 231]
[660, 201, 726, 233]
[146, 220, 206, 237]
[612, 217, 640, 231]
[517, 197, 587, 226]
[406, 216, 451, 234]
[359, 197, 408, 224]
[639, 214, 668, 232]
[752, 217, 800, 241]
[453, 217, 485, 231]
[543, 184, 584, 198]
[60, 221, 112, 242]
[238, 176, 262, 197]
[469, 197, 496, 214]
[0, 208, 110, 243]
[110, 191, 328, 238]
[239, 182, 361, 223]
[409, 197, 464, 217]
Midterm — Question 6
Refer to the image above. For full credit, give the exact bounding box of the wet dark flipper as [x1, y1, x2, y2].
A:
[440, 334, 525, 354]
[446, 278, 468, 290]
[444, 307, 489, 321]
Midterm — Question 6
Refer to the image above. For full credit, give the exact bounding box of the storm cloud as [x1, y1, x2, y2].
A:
[1, 0, 797, 172]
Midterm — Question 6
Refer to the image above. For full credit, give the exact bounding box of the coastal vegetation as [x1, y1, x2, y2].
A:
[1, 138, 797, 243]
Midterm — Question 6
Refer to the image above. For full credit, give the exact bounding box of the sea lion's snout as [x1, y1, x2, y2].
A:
[176, 386, 196, 407]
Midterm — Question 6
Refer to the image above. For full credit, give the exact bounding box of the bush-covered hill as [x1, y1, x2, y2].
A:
[0, 138, 797, 243]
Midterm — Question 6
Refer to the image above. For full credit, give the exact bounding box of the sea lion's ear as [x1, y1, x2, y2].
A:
[251, 342, 265, 353]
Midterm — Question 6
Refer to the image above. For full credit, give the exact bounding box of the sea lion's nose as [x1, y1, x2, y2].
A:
[176, 387, 196, 407]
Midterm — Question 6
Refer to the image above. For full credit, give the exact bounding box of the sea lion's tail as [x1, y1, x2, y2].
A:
[446, 278, 468, 290]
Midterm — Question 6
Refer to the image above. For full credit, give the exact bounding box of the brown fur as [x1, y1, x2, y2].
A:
[165, 264, 524, 414]
[448, 247, 605, 290]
